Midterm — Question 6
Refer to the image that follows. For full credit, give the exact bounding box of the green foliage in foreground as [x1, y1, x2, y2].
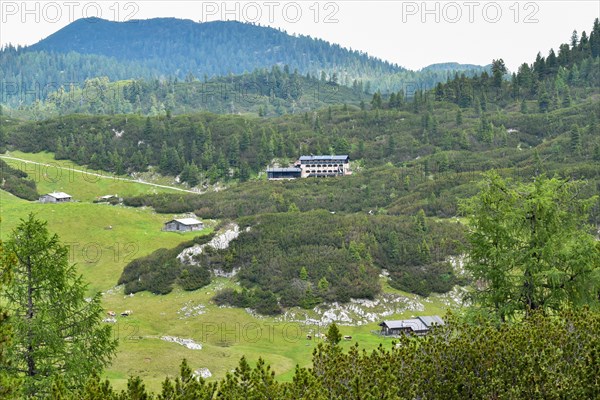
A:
[0, 220, 20, 398]
[0, 214, 117, 397]
[462, 173, 600, 321]
[39, 310, 600, 399]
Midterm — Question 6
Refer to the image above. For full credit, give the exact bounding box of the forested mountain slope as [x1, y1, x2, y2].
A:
[0, 18, 488, 110]
[20, 67, 367, 118]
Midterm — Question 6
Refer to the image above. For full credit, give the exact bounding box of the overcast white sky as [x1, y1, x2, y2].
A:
[1, 1, 598, 71]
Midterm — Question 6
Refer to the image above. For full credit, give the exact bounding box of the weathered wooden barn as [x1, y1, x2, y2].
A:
[379, 315, 444, 336]
[38, 192, 72, 203]
[164, 218, 204, 232]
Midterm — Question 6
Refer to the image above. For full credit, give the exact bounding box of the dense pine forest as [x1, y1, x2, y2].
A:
[26, 17, 403, 77]
[0, 18, 488, 111]
[25, 67, 368, 118]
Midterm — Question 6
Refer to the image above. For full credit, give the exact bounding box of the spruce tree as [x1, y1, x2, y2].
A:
[326, 323, 341, 345]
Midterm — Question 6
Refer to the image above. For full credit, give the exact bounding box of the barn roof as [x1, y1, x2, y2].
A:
[418, 315, 445, 327]
[46, 192, 71, 199]
[170, 218, 203, 226]
[299, 155, 349, 162]
[379, 316, 444, 331]
[380, 319, 428, 331]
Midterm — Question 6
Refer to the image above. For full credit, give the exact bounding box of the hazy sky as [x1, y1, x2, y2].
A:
[1, 1, 598, 71]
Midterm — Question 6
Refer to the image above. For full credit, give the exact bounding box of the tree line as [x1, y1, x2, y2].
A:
[432, 19, 600, 112]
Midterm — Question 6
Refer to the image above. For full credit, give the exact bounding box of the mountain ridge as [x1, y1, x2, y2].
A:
[23, 18, 490, 74]
[26, 17, 403, 76]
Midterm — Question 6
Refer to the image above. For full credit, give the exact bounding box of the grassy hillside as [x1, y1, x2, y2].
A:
[1, 20, 598, 393]
[0, 191, 213, 292]
[0, 151, 211, 292]
[100, 276, 457, 392]
[1, 151, 195, 201]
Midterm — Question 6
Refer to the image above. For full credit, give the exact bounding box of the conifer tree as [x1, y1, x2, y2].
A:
[0, 215, 117, 397]
[325, 323, 341, 345]
[461, 173, 600, 321]
[455, 109, 463, 125]
[0, 220, 19, 399]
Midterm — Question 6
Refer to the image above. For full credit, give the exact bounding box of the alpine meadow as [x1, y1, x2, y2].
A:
[0, 6, 599, 399]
